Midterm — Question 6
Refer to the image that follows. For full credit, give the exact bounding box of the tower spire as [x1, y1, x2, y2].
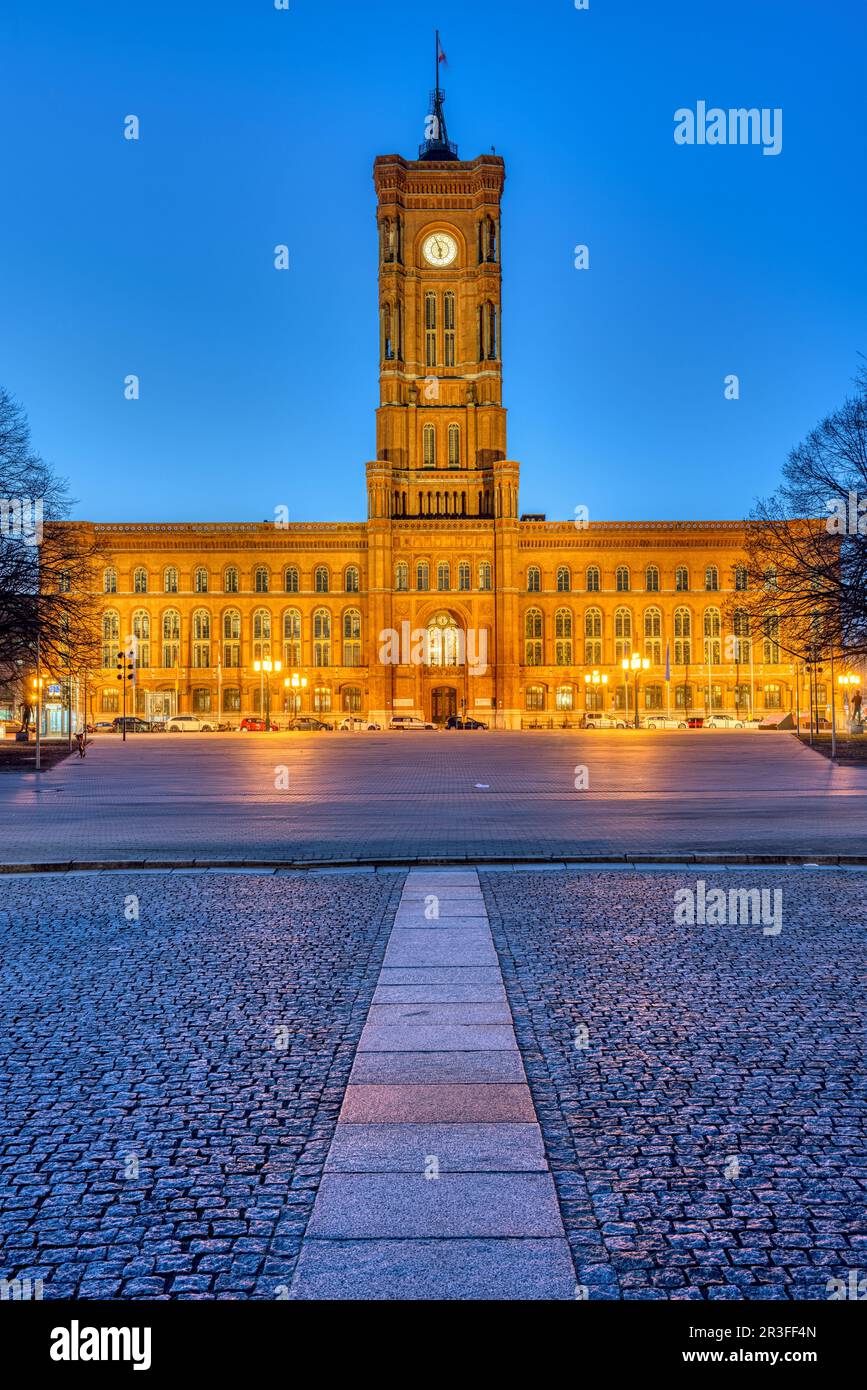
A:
[419, 31, 458, 160]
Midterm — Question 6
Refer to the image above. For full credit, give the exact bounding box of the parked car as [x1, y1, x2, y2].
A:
[166, 714, 216, 733]
[389, 715, 435, 730]
[582, 713, 627, 730]
[239, 717, 281, 732]
[686, 716, 705, 728]
[286, 717, 333, 731]
[704, 713, 746, 729]
[641, 714, 688, 729]
[91, 721, 115, 733]
[112, 716, 152, 733]
[338, 716, 382, 731]
[444, 715, 487, 730]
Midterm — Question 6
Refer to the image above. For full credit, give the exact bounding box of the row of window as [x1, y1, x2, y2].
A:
[397, 560, 492, 591]
[524, 683, 788, 712]
[103, 565, 361, 596]
[101, 686, 366, 715]
[526, 564, 747, 594]
[101, 608, 362, 670]
[522, 607, 781, 666]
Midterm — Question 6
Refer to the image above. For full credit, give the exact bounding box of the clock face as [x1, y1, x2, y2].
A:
[422, 232, 458, 267]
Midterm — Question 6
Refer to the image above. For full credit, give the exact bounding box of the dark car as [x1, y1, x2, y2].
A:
[445, 715, 488, 730]
[112, 716, 152, 733]
[286, 717, 333, 731]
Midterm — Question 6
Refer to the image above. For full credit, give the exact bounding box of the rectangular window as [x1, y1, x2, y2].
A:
[425, 293, 437, 368]
[444, 293, 455, 367]
[193, 688, 211, 713]
[314, 687, 332, 714]
[101, 690, 119, 713]
[223, 643, 240, 668]
[644, 685, 663, 710]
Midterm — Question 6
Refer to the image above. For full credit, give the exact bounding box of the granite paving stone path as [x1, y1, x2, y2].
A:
[289, 868, 577, 1299]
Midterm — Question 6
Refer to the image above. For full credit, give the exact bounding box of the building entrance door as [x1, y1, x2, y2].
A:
[431, 687, 457, 725]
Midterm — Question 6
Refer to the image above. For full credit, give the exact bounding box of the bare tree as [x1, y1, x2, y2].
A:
[734, 363, 867, 667]
[0, 387, 102, 697]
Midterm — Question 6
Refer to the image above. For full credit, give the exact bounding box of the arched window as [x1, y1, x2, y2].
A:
[382, 302, 394, 360]
[674, 607, 691, 664]
[525, 608, 543, 666]
[283, 609, 301, 666]
[343, 609, 361, 666]
[444, 293, 456, 367]
[458, 561, 471, 591]
[586, 565, 600, 593]
[616, 566, 630, 592]
[164, 566, 178, 594]
[733, 609, 752, 661]
[764, 682, 782, 710]
[395, 561, 409, 592]
[254, 566, 269, 594]
[734, 565, 748, 592]
[448, 423, 460, 468]
[223, 609, 241, 668]
[584, 607, 602, 664]
[555, 608, 573, 665]
[253, 608, 272, 661]
[614, 607, 632, 661]
[162, 609, 180, 667]
[381, 217, 395, 264]
[344, 566, 360, 593]
[423, 424, 436, 469]
[525, 685, 545, 712]
[556, 566, 571, 593]
[313, 609, 331, 667]
[675, 566, 689, 592]
[224, 566, 239, 594]
[479, 300, 497, 360]
[314, 566, 329, 593]
[645, 565, 659, 592]
[192, 609, 211, 667]
[132, 610, 150, 668]
[102, 610, 120, 666]
[644, 607, 662, 664]
[103, 567, 117, 594]
[479, 215, 497, 263]
[704, 607, 721, 663]
[437, 561, 450, 591]
[527, 565, 541, 593]
[478, 561, 492, 591]
[284, 566, 299, 593]
[194, 567, 209, 594]
[763, 612, 781, 663]
[425, 291, 437, 368]
[705, 565, 719, 591]
[416, 561, 430, 591]
[133, 567, 148, 594]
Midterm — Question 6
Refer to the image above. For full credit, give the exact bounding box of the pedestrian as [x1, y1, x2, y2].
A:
[853, 690, 863, 726]
[75, 729, 87, 758]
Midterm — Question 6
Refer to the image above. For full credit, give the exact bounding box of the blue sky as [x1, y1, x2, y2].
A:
[1, 0, 864, 525]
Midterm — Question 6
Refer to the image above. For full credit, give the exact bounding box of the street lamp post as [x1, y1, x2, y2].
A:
[622, 652, 650, 729]
[253, 659, 282, 729]
[583, 669, 608, 719]
[30, 658, 44, 771]
[283, 672, 308, 717]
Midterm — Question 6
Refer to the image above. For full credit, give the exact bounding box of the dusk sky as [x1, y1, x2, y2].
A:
[1, 0, 865, 525]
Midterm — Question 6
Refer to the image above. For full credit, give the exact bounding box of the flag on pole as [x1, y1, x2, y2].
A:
[664, 640, 671, 683]
[437, 34, 448, 68]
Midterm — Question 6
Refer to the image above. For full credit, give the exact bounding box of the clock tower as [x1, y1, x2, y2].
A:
[371, 83, 513, 520]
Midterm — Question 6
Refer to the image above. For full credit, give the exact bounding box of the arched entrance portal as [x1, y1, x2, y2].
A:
[431, 686, 457, 725]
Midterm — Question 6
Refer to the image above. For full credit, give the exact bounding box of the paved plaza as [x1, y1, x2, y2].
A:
[0, 862, 864, 1300]
[1, 730, 866, 866]
[1, 736, 864, 1300]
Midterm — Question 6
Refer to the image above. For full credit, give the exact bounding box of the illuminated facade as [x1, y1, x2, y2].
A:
[84, 102, 798, 728]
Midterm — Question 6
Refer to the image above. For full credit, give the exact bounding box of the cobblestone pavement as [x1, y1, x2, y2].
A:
[482, 869, 867, 1300]
[0, 731, 865, 864]
[0, 870, 402, 1300]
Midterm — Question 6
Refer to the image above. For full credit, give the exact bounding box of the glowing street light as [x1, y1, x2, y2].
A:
[584, 669, 608, 716]
[253, 658, 282, 729]
[283, 671, 308, 715]
[622, 651, 650, 729]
